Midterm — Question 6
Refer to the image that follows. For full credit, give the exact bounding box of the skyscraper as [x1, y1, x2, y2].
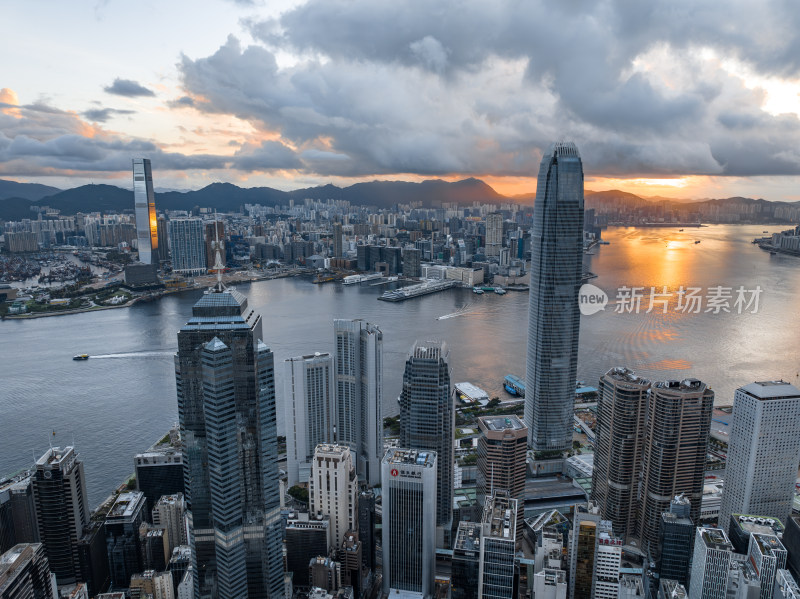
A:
[175, 282, 283, 598]
[659, 496, 695, 587]
[689, 528, 732, 599]
[308, 444, 358, 551]
[638, 379, 714, 554]
[105, 491, 145, 589]
[0, 543, 56, 599]
[332, 222, 343, 258]
[31, 447, 90, 586]
[592, 522, 622, 599]
[746, 533, 787, 599]
[204, 222, 226, 271]
[525, 142, 585, 454]
[381, 448, 437, 597]
[399, 341, 454, 536]
[718, 381, 800, 528]
[284, 352, 335, 486]
[591, 367, 649, 540]
[169, 219, 206, 275]
[333, 319, 383, 486]
[485, 212, 503, 258]
[477, 491, 519, 599]
[133, 158, 158, 265]
[568, 502, 602, 599]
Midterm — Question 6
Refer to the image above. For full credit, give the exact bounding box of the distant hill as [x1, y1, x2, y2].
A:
[0, 179, 61, 202]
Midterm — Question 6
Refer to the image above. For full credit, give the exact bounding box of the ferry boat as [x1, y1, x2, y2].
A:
[342, 273, 384, 285]
[473, 287, 484, 294]
[504, 374, 525, 397]
[494, 287, 506, 295]
[73, 354, 89, 361]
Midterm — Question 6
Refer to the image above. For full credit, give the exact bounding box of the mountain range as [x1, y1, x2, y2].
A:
[0, 178, 797, 221]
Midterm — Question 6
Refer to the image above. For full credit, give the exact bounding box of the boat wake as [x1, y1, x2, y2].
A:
[90, 350, 176, 359]
[437, 305, 478, 320]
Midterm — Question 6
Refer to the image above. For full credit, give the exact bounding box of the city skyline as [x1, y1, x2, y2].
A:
[3, 2, 800, 202]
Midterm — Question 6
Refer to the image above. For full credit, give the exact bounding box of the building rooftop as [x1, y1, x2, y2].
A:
[107, 492, 144, 520]
[480, 415, 526, 432]
[454, 522, 482, 554]
[652, 378, 707, 393]
[739, 380, 800, 400]
[35, 446, 76, 469]
[455, 382, 489, 400]
[603, 366, 650, 387]
[700, 527, 732, 551]
[752, 533, 786, 557]
[483, 491, 517, 541]
[409, 340, 448, 361]
[732, 514, 785, 536]
[383, 448, 437, 468]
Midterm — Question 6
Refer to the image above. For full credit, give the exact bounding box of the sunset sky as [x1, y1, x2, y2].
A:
[2, 0, 800, 201]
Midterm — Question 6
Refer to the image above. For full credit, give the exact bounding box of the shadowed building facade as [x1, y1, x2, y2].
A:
[525, 142, 585, 454]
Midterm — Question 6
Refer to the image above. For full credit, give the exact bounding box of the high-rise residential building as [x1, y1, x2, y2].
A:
[718, 381, 800, 528]
[168, 219, 206, 275]
[659, 496, 695, 587]
[105, 492, 145, 590]
[485, 212, 504, 257]
[525, 142, 585, 454]
[152, 494, 186, 555]
[568, 503, 602, 599]
[638, 379, 714, 554]
[381, 448, 437, 598]
[477, 491, 519, 599]
[747, 533, 787, 599]
[31, 447, 90, 586]
[452, 522, 481, 599]
[476, 415, 526, 545]
[400, 341, 454, 537]
[0, 543, 55, 599]
[591, 522, 622, 599]
[204, 222, 226, 271]
[591, 367, 649, 539]
[284, 352, 335, 486]
[175, 284, 283, 598]
[332, 222, 343, 258]
[774, 570, 800, 599]
[688, 527, 733, 599]
[308, 444, 358, 551]
[333, 319, 383, 486]
[133, 158, 158, 265]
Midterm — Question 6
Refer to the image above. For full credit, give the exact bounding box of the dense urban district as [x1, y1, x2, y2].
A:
[2, 146, 800, 599]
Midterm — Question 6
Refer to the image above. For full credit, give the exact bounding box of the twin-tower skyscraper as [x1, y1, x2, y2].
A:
[524, 142, 585, 454]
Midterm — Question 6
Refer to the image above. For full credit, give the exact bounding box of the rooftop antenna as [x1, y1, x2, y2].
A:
[212, 212, 225, 292]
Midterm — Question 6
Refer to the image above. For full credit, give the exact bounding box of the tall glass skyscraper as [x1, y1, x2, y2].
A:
[334, 319, 383, 486]
[169, 219, 207, 275]
[525, 142, 585, 454]
[175, 283, 283, 598]
[399, 341, 453, 535]
[132, 158, 158, 265]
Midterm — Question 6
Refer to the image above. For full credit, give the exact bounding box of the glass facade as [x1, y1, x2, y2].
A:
[169, 219, 207, 275]
[133, 158, 158, 265]
[525, 142, 585, 453]
[175, 287, 283, 598]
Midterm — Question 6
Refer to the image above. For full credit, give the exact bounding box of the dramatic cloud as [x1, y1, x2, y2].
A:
[104, 78, 156, 97]
[82, 107, 135, 122]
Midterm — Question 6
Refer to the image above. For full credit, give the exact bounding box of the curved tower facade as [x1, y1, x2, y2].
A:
[525, 142, 585, 453]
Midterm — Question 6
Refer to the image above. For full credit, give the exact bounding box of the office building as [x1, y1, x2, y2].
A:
[175, 284, 283, 598]
[308, 557, 341, 592]
[381, 448, 437, 598]
[76, 520, 110, 597]
[168, 219, 206, 275]
[638, 379, 714, 554]
[399, 341, 454, 537]
[285, 512, 329, 590]
[533, 569, 567, 599]
[130, 570, 174, 599]
[747, 533, 787, 599]
[157, 216, 169, 262]
[618, 575, 645, 599]
[140, 526, 169, 572]
[309, 444, 358, 551]
[151, 494, 186, 556]
[0, 543, 55, 599]
[337, 530, 362, 598]
[568, 502, 602, 599]
[357, 491, 376, 573]
[525, 142, 585, 453]
[134, 448, 184, 516]
[688, 527, 733, 599]
[591, 367, 649, 539]
[659, 496, 695, 587]
[105, 492, 145, 590]
[591, 522, 622, 599]
[333, 319, 384, 486]
[133, 158, 158, 265]
[0, 475, 37, 553]
[31, 447, 89, 586]
[774, 570, 800, 599]
[284, 352, 336, 486]
[476, 416, 527, 506]
[485, 212, 503, 257]
[659, 579, 688, 599]
[452, 522, 481, 599]
[727, 514, 784, 555]
[402, 247, 421, 278]
[718, 381, 800, 528]
[784, 516, 800, 580]
[332, 222, 343, 258]
[477, 491, 518, 599]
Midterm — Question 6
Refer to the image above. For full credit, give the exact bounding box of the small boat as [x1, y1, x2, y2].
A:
[763, 230, 769, 233]
[770, 250, 777, 255]
[494, 287, 507, 295]
[73, 354, 89, 361]
[694, 240, 701, 244]
[679, 229, 684, 232]
[473, 288, 484, 294]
